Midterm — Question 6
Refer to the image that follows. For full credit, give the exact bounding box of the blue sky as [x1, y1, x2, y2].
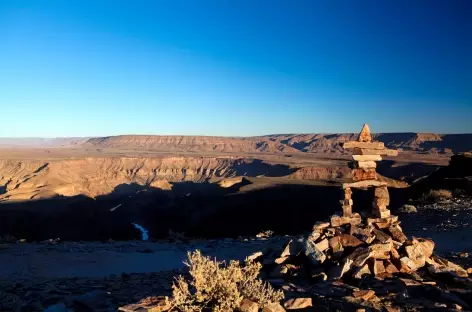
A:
[0, 0, 471, 137]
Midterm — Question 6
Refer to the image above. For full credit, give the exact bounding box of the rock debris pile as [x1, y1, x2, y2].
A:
[267, 216, 468, 282]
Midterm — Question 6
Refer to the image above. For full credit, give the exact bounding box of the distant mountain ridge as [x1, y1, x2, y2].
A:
[0, 137, 90, 148]
[1, 133, 472, 154]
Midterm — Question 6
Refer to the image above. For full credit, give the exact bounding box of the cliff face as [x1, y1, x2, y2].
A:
[0, 156, 411, 202]
[0, 156, 306, 201]
[81, 133, 472, 154]
[83, 135, 300, 153]
[2, 133, 471, 154]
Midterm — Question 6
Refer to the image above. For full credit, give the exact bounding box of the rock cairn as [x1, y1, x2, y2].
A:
[340, 123, 398, 221]
[261, 125, 470, 281]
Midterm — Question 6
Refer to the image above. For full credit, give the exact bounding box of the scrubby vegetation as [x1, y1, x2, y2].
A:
[170, 250, 284, 312]
[420, 189, 452, 202]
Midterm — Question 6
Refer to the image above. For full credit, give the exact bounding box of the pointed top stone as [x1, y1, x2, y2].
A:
[358, 124, 372, 143]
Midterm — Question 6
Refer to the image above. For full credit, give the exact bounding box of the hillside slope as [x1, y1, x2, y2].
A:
[81, 133, 472, 154]
[83, 135, 300, 153]
[2, 133, 471, 154]
[256, 133, 472, 154]
[0, 156, 351, 201]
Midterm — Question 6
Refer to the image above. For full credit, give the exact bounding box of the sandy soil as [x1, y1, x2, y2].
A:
[0, 238, 287, 281]
[1, 212, 470, 282]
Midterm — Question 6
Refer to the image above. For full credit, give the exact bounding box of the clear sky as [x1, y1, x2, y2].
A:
[1, 0, 471, 137]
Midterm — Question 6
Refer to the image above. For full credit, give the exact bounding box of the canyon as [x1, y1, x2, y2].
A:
[0, 133, 468, 241]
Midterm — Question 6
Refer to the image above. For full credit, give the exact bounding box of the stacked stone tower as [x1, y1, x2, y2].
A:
[340, 124, 398, 220]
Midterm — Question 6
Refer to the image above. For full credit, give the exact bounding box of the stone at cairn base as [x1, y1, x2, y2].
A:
[372, 209, 391, 218]
[339, 199, 353, 217]
[331, 213, 362, 227]
[352, 147, 398, 156]
[344, 187, 352, 200]
[366, 215, 398, 228]
[343, 180, 387, 189]
[342, 141, 385, 149]
[352, 155, 382, 161]
[352, 168, 377, 181]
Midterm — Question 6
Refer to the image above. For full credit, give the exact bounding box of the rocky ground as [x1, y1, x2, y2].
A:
[0, 197, 471, 311]
[0, 238, 287, 311]
[401, 196, 472, 269]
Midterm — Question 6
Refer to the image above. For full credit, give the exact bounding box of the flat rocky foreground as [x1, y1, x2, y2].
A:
[0, 237, 287, 311]
[1, 197, 471, 311]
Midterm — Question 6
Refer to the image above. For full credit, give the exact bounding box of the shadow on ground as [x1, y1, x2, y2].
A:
[0, 178, 411, 241]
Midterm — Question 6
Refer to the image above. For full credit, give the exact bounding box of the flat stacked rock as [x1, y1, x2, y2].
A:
[340, 124, 399, 221]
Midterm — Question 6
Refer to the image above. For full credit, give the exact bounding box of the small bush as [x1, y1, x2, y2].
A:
[398, 204, 417, 213]
[171, 250, 284, 312]
[420, 189, 452, 202]
[0, 234, 16, 243]
[452, 188, 466, 197]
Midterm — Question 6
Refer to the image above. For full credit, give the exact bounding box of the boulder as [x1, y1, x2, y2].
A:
[280, 239, 304, 258]
[247, 251, 264, 262]
[429, 255, 468, 277]
[427, 263, 468, 278]
[388, 225, 407, 243]
[352, 289, 376, 301]
[384, 260, 399, 273]
[367, 216, 398, 229]
[313, 222, 330, 232]
[390, 247, 400, 260]
[329, 236, 344, 259]
[315, 238, 329, 252]
[283, 298, 313, 310]
[331, 213, 362, 227]
[353, 263, 371, 279]
[347, 247, 372, 268]
[372, 260, 386, 275]
[328, 258, 353, 279]
[304, 239, 326, 266]
[372, 229, 392, 243]
[417, 238, 435, 258]
[350, 224, 373, 236]
[340, 234, 364, 248]
[400, 256, 421, 270]
[274, 256, 289, 264]
[404, 239, 433, 269]
[239, 299, 259, 312]
[262, 303, 286, 312]
[369, 242, 393, 259]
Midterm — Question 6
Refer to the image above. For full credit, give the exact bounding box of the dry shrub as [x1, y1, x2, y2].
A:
[452, 188, 466, 197]
[0, 234, 16, 243]
[171, 250, 284, 312]
[420, 189, 452, 202]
